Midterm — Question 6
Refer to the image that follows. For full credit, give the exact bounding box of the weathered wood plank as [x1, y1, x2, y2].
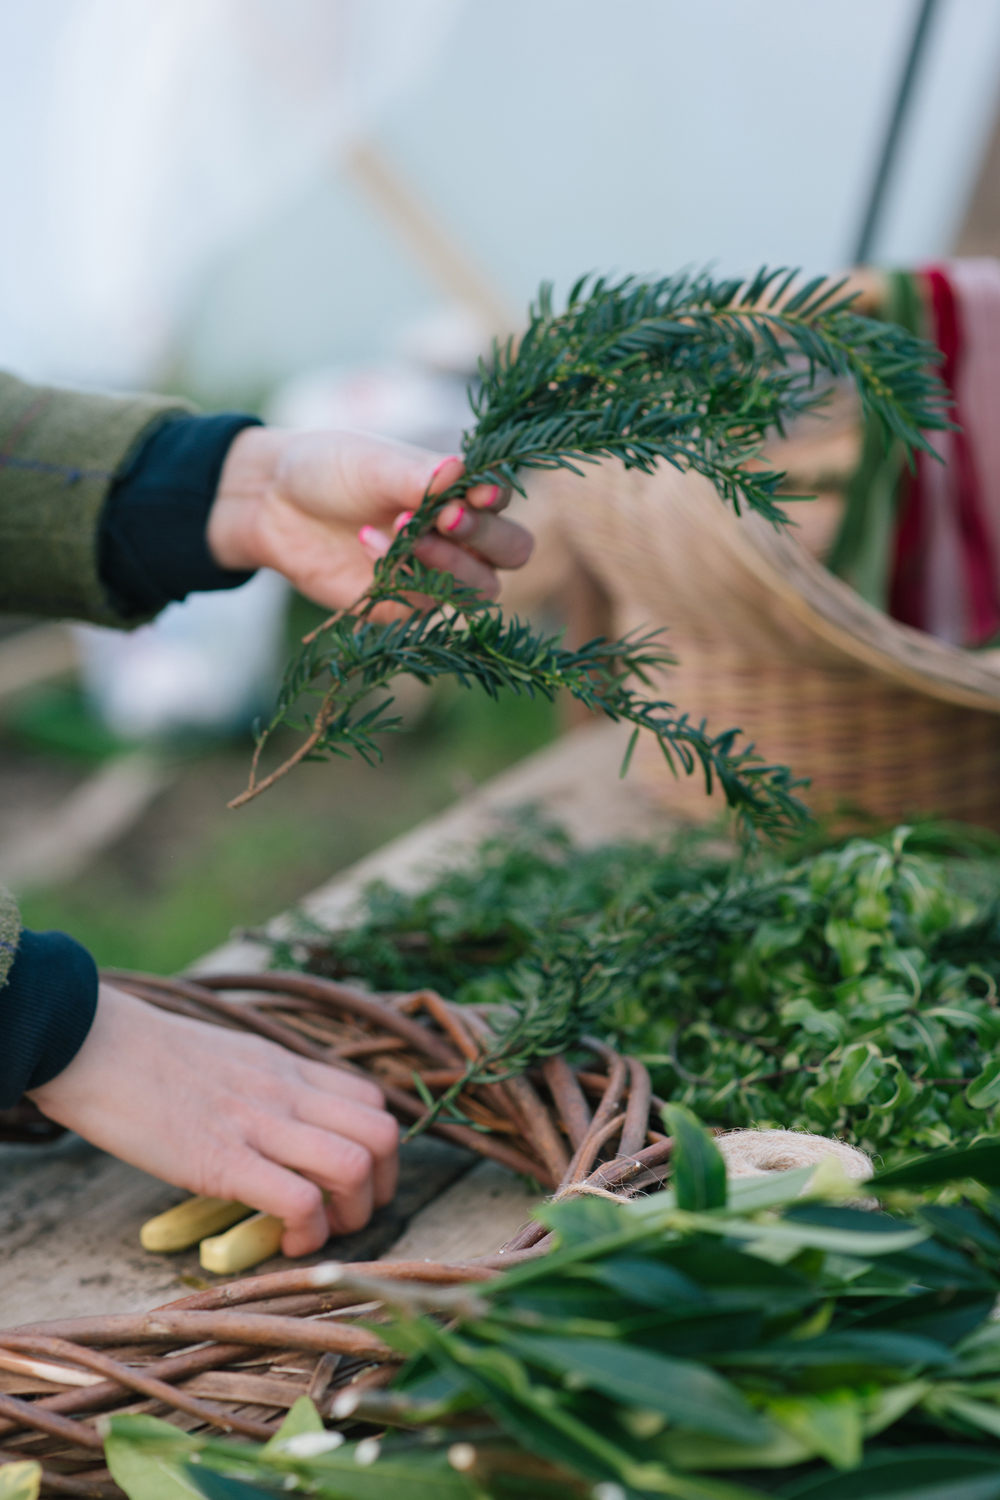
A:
[382, 1159, 541, 1265]
[0, 1136, 472, 1325]
[0, 722, 676, 1321]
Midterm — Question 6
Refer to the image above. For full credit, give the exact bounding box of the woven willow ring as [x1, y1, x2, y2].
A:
[0, 968, 674, 1493]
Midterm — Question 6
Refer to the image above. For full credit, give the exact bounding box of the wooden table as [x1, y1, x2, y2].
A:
[0, 722, 677, 1325]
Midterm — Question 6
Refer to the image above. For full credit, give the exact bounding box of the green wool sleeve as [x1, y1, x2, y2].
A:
[0, 371, 192, 625]
[0, 885, 21, 990]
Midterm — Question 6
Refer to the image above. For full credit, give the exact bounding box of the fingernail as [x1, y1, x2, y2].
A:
[488, 484, 502, 507]
[445, 504, 466, 532]
[393, 510, 415, 533]
[431, 455, 461, 481]
[358, 525, 390, 557]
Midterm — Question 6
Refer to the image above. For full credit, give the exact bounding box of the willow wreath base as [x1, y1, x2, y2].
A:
[0, 968, 676, 1494]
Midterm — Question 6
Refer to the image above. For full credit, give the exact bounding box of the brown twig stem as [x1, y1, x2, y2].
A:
[0, 1338, 274, 1440]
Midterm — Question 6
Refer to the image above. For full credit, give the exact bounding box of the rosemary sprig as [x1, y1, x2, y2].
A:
[231, 268, 947, 836]
[402, 929, 624, 1141]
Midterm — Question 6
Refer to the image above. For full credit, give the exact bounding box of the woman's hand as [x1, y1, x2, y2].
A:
[28, 983, 398, 1257]
[206, 428, 533, 615]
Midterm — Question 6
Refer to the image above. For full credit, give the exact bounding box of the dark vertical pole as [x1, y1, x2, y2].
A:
[853, 0, 940, 264]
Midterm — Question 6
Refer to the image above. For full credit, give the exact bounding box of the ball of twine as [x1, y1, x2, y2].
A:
[715, 1128, 873, 1183]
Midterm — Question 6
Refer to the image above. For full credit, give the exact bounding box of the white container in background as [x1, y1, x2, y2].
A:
[73, 569, 289, 741]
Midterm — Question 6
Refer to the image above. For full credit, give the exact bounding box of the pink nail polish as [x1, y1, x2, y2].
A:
[445, 505, 466, 532]
[488, 484, 502, 507]
[431, 455, 461, 481]
[393, 509, 415, 532]
[358, 525, 389, 556]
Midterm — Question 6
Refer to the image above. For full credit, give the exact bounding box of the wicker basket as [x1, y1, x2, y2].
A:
[509, 443, 1000, 830]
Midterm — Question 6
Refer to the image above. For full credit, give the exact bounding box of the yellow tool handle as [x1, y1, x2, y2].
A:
[199, 1211, 284, 1274]
[140, 1196, 252, 1253]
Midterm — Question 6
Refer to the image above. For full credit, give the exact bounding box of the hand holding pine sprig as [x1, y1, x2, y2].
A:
[231, 268, 948, 836]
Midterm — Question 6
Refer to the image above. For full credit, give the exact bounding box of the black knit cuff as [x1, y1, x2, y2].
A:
[0, 930, 99, 1107]
[99, 412, 263, 619]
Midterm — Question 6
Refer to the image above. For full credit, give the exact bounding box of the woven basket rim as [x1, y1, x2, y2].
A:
[730, 497, 1000, 712]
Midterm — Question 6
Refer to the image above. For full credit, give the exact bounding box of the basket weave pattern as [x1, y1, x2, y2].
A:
[524, 460, 1000, 828]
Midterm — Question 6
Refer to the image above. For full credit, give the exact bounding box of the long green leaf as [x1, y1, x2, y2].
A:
[0, 1466, 41, 1500]
[664, 1105, 728, 1211]
[875, 1139, 1000, 1191]
[777, 1445, 1000, 1499]
[715, 1330, 951, 1376]
[503, 1333, 770, 1444]
[104, 1415, 202, 1500]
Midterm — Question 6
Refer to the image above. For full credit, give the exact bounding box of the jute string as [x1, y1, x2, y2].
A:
[550, 1129, 873, 1206]
[714, 1128, 873, 1182]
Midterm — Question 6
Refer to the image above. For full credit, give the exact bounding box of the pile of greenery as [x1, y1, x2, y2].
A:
[268, 820, 1000, 1165]
[103, 1118, 1000, 1500]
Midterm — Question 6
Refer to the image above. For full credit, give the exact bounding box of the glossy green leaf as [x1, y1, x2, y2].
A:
[875, 1139, 1000, 1191]
[590, 1254, 707, 1309]
[855, 1288, 996, 1348]
[104, 1415, 201, 1500]
[767, 1389, 862, 1469]
[824, 919, 882, 977]
[832, 1042, 886, 1105]
[261, 1395, 323, 1454]
[777, 1445, 1000, 1499]
[955, 1322, 1000, 1376]
[683, 1211, 926, 1258]
[657, 1425, 811, 1472]
[663, 1104, 727, 1210]
[716, 1329, 950, 1377]
[184, 1474, 264, 1500]
[0, 1465, 41, 1500]
[193, 1450, 477, 1500]
[725, 1166, 817, 1213]
[505, 1333, 769, 1443]
[968, 1059, 1000, 1111]
[917, 1204, 1000, 1259]
[923, 1389, 1000, 1443]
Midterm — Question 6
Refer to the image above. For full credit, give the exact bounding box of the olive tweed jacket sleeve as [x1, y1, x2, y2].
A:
[0, 372, 189, 1107]
[0, 374, 263, 1110]
[0, 370, 191, 625]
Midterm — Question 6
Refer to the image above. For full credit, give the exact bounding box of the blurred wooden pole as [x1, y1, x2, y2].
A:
[955, 93, 1000, 256]
[343, 141, 514, 338]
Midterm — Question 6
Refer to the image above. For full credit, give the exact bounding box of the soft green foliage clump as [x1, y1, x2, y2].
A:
[105, 1124, 1000, 1499]
[271, 820, 1000, 1165]
[635, 826, 1000, 1159]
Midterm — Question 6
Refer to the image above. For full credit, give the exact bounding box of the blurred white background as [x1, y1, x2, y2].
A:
[4, 0, 1000, 740]
[1, 0, 999, 935]
[2, 0, 1000, 402]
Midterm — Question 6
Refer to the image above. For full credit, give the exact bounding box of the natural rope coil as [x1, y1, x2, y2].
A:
[715, 1128, 873, 1182]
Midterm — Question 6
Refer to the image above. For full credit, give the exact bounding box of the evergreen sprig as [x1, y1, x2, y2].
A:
[404, 927, 626, 1140]
[231, 269, 947, 835]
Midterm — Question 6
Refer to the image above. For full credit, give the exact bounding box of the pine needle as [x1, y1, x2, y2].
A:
[230, 269, 947, 839]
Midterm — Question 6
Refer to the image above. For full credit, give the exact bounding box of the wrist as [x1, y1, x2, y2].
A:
[207, 426, 286, 572]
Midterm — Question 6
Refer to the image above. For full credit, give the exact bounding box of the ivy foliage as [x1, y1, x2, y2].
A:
[233, 269, 947, 840]
[268, 819, 1000, 1166]
[106, 1126, 1000, 1499]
